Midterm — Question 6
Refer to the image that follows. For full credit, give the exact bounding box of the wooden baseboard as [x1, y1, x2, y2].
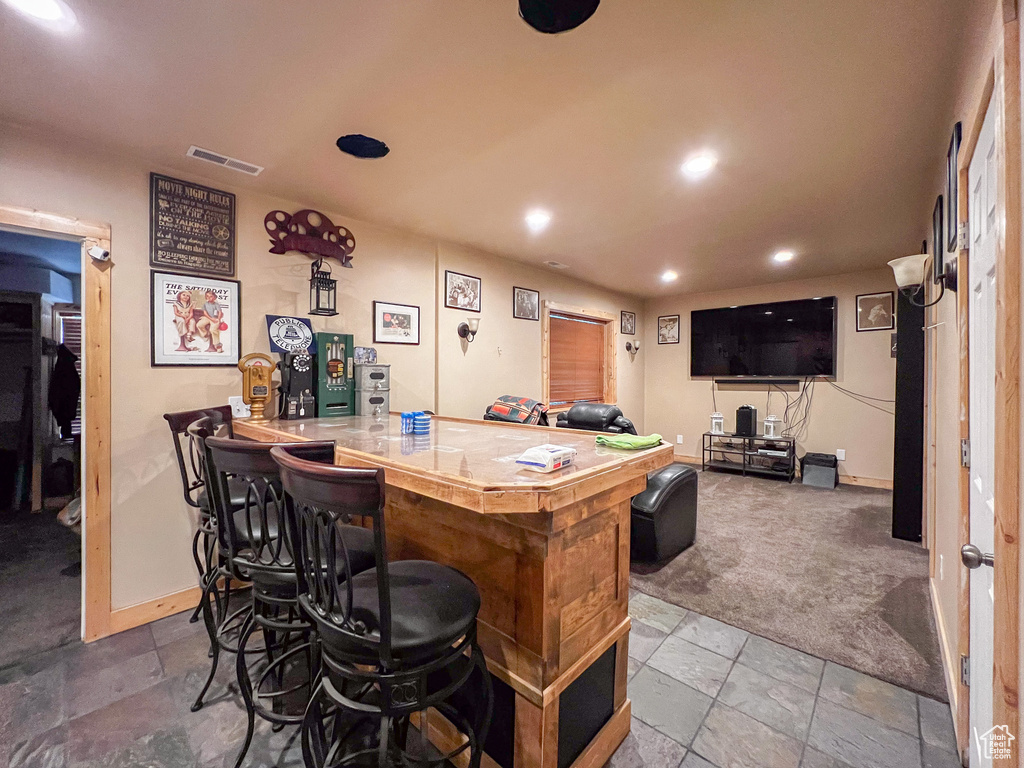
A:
[929, 578, 960, 719]
[838, 474, 894, 490]
[676, 448, 893, 489]
[105, 585, 202, 637]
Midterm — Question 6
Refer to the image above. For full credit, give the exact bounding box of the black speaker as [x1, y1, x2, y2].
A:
[519, 0, 600, 33]
[892, 292, 924, 541]
[736, 405, 757, 437]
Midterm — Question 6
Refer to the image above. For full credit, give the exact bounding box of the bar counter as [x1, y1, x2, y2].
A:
[234, 413, 673, 768]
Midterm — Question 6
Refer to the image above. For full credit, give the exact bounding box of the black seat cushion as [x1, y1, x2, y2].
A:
[245, 524, 377, 599]
[196, 476, 251, 513]
[313, 560, 480, 663]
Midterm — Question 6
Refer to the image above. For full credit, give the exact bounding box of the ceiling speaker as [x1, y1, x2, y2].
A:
[519, 0, 599, 33]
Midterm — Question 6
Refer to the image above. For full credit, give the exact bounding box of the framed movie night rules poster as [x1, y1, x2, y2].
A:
[150, 173, 236, 277]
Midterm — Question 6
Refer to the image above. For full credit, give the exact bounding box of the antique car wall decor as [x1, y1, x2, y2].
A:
[264, 209, 356, 267]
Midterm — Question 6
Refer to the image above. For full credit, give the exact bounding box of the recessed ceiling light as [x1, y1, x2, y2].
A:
[765, 311, 773, 315]
[1, 0, 76, 31]
[544, 260, 569, 270]
[730, 305, 739, 309]
[773, 250, 795, 263]
[525, 209, 552, 233]
[661, 270, 679, 283]
[787, 318, 794, 322]
[681, 151, 717, 180]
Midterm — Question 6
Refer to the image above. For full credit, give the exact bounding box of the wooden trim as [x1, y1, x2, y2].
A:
[931, 578, 962, 718]
[676, 448, 892, 489]
[108, 585, 201, 634]
[955, 250, 971, 755]
[837, 474, 894, 490]
[541, 300, 618, 408]
[993, 14, 1021, 744]
[0, 204, 112, 643]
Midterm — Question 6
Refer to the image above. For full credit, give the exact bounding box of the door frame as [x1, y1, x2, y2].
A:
[0, 204, 112, 643]
[955, 6, 1021, 759]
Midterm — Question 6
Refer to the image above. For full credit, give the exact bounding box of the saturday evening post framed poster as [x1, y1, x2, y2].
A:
[151, 270, 241, 366]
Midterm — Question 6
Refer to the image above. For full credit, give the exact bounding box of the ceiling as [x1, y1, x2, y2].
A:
[0, 229, 82, 275]
[0, 0, 978, 296]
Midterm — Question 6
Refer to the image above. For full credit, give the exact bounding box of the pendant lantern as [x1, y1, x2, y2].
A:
[309, 259, 338, 316]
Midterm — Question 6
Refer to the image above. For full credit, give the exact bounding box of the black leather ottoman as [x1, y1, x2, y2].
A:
[630, 463, 698, 563]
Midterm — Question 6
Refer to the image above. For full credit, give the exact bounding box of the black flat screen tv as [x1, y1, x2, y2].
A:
[690, 296, 837, 378]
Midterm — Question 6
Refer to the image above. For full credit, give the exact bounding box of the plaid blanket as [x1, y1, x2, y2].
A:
[484, 395, 549, 426]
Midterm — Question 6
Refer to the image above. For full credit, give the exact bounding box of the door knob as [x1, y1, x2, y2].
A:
[961, 544, 994, 569]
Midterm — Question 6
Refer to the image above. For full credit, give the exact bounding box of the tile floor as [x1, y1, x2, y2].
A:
[620, 591, 961, 768]
[0, 592, 961, 768]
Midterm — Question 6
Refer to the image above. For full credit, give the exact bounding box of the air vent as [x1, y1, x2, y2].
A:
[186, 145, 264, 176]
[544, 260, 570, 270]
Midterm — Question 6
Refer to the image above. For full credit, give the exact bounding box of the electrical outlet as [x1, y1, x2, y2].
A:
[939, 554, 944, 580]
[676, 434, 684, 445]
[836, 448, 846, 461]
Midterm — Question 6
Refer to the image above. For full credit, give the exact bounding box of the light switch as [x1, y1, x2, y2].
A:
[835, 448, 846, 461]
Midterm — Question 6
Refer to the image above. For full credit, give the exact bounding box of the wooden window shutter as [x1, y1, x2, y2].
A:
[549, 313, 606, 406]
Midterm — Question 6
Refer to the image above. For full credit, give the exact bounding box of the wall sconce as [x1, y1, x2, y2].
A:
[887, 251, 957, 308]
[458, 317, 480, 343]
[626, 341, 640, 355]
[309, 259, 338, 316]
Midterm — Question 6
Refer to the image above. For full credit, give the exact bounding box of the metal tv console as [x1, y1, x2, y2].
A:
[702, 431, 796, 482]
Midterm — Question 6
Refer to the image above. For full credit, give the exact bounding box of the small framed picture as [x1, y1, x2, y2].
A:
[621, 310, 636, 335]
[856, 291, 895, 332]
[373, 301, 420, 345]
[946, 121, 962, 252]
[513, 286, 540, 320]
[932, 195, 944, 282]
[444, 270, 481, 312]
[151, 270, 240, 366]
[658, 314, 680, 344]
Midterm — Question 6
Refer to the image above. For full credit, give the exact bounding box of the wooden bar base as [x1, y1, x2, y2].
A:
[235, 415, 672, 768]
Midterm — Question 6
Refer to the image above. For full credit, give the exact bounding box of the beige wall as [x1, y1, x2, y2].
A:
[436, 242, 645, 425]
[643, 270, 897, 483]
[919, 1, 1000, 713]
[0, 124, 641, 611]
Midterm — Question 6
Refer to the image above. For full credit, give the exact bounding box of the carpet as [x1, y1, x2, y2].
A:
[630, 469, 946, 700]
[0, 507, 81, 670]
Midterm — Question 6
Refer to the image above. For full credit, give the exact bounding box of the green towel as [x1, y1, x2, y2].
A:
[595, 433, 663, 450]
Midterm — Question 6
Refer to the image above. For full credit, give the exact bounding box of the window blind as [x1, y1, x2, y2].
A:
[57, 309, 82, 437]
[549, 313, 605, 406]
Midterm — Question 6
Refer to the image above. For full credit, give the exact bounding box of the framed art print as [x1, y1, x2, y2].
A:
[150, 173, 236, 277]
[513, 286, 540, 320]
[444, 270, 481, 312]
[621, 310, 636, 335]
[373, 301, 420, 345]
[856, 291, 895, 332]
[657, 314, 680, 344]
[151, 270, 240, 366]
[932, 195, 944, 282]
[946, 121, 961, 252]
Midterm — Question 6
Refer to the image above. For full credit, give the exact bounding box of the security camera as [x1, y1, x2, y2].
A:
[87, 245, 110, 262]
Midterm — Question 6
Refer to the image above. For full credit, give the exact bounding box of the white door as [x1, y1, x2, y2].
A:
[966, 90, 997, 768]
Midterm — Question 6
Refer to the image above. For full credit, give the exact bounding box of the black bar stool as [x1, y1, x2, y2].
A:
[184, 416, 264, 715]
[271, 447, 493, 768]
[163, 405, 234, 623]
[202, 433, 377, 768]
